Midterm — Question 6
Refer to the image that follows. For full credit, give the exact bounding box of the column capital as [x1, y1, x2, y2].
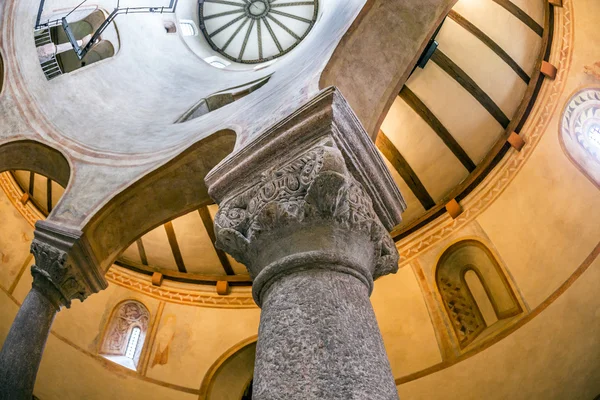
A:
[206, 88, 406, 305]
[30, 221, 108, 310]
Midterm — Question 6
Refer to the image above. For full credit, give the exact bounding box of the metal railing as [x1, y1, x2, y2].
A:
[34, 26, 63, 80]
[62, 0, 177, 59]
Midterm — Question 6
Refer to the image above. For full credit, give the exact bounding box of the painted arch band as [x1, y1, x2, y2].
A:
[199, 0, 318, 64]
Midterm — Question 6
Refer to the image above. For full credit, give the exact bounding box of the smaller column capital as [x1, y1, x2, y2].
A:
[30, 221, 108, 310]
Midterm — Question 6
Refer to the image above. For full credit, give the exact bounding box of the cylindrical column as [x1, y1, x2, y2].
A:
[0, 223, 107, 400]
[211, 142, 404, 399]
[207, 91, 407, 399]
[254, 266, 398, 399]
[0, 287, 58, 400]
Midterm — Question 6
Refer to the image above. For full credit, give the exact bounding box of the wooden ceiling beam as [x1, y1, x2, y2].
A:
[376, 130, 436, 210]
[431, 49, 510, 129]
[447, 10, 530, 83]
[136, 239, 149, 266]
[198, 207, 236, 276]
[28, 171, 35, 195]
[164, 221, 187, 273]
[399, 86, 476, 173]
[491, 0, 543, 37]
[46, 178, 52, 213]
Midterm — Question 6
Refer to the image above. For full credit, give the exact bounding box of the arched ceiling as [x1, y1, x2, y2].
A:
[8, 0, 550, 288]
[380, 0, 548, 236]
[108, 0, 549, 283]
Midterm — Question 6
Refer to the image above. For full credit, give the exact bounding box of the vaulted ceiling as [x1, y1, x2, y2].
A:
[9, 0, 549, 289]
[379, 0, 547, 237]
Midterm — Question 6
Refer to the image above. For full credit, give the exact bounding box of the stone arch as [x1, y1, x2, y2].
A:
[560, 87, 600, 189]
[0, 140, 71, 187]
[435, 239, 522, 348]
[199, 336, 257, 400]
[99, 299, 150, 371]
[320, 0, 457, 138]
[83, 129, 236, 272]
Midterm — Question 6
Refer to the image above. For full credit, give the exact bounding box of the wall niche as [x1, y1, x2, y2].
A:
[435, 240, 523, 348]
[99, 300, 150, 371]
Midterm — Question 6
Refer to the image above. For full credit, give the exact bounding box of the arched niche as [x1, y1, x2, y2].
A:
[199, 337, 256, 400]
[560, 87, 600, 188]
[176, 75, 272, 123]
[82, 40, 115, 67]
[99, 300, 150, 371]
[436, 240, 522, 348]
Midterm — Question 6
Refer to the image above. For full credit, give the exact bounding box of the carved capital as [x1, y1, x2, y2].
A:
[214, 143, 398, 280]
[207, 88, 405, 305]
[30, 221, 108, 310]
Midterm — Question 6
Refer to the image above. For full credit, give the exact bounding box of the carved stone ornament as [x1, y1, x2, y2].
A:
[30, 221, 108, 310]
[101, 301, 149, 356]
[207, 89, 404, 305]
[214, 142, 399, 289]
[31, 241, 87, 309]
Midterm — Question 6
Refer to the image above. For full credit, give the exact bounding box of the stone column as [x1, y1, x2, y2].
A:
[0, 222, 107, 400]
[206, 88, 406, 399]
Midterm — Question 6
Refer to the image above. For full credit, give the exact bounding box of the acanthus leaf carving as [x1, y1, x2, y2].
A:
[214, 143, 399, 278]
[30, 240, 89, 309]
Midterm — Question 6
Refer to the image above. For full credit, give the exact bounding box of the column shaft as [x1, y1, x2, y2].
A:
[254, 267, 398, 399]
[0, 287, 57, 400]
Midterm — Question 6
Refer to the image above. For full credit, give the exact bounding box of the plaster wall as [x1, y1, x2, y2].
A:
[36, 334, 199, 400]
[144, 302, 260, 389]
[0, 189, 33, 290]
[372, 266, 443, 378]
[397, 256, 600, 400]
[0, 0, 599, 398]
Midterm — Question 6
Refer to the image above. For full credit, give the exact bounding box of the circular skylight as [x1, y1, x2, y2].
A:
[562, 88, 600, 164]
[198, 0, 319, 64]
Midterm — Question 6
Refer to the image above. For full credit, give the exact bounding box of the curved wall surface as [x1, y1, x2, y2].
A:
[0, 0, 599, 399]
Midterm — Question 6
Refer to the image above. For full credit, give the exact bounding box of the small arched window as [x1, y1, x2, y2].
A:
[436, 240, 523, 348]
[100, 300, 150, 370]
[179, 20, 198, 37]
[560, 88, 600, 188]
[125, 327, 142, 359]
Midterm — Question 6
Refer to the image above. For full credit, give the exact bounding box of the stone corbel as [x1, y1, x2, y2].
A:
[30, 220, 108, 310]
